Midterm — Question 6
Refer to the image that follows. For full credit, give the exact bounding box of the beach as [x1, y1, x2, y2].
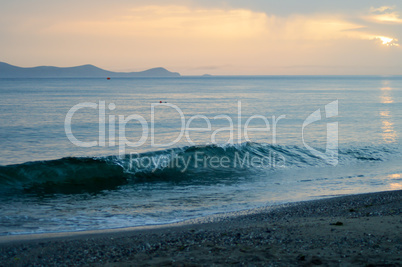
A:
[0, 190, 400, 266]
[2, 0, 402, 264]
[1, 1, 402, 266]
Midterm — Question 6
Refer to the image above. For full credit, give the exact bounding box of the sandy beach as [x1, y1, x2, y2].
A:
[0, 190, 401, 266]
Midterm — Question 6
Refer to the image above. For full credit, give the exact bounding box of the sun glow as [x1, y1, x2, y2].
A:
[368, 6, 402, 24]
[374, 36, 399, 46]
[390, 183, 402, 190]
[373, 14, 402, 23]
[2, 2, 402, 75]
[379, 36, 393, 44]
[388, 173, 402, 179]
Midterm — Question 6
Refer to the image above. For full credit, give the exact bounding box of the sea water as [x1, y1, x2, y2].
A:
[0, 76, 401, 235]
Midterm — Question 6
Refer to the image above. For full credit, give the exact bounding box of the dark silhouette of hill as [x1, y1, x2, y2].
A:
[0, 62, 181, 78]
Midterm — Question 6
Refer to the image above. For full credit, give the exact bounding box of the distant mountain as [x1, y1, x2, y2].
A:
[0, 62, 181, 78]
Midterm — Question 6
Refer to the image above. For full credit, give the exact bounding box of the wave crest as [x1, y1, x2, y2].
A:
[0, 142, 397, 195]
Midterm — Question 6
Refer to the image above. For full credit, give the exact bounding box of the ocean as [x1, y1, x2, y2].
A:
[0, 76, 401, 235]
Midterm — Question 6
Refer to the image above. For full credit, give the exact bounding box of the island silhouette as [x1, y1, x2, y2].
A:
[0, 62, 180, 78]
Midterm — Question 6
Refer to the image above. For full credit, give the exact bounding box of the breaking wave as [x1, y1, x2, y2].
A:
[0, 142, 398, 195]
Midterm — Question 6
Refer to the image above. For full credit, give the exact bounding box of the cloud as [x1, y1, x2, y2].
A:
[37, 4, 402, 51]
[370, 6, 395, 15]
[367, 6, 402, 24]
[42, 5, 365, 41]
[2, 3, 401, 75]
[42, 6, 268, 39]
[371, 36, 399, 47]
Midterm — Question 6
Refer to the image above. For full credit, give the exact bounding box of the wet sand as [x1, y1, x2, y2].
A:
[0, 190, 401, 266]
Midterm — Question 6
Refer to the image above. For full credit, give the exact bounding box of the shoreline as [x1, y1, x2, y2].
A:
[0, 194, 351, 244]
[0, 192, 386, 244]
[1, 190, 401, 266]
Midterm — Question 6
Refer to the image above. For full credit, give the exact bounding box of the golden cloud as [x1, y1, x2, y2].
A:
[42, 5, 364, 41]
[367, 6, 402, 24]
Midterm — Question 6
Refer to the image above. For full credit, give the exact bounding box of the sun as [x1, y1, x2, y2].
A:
[375, 36, 400, 46]
[378, 36, 393, 45]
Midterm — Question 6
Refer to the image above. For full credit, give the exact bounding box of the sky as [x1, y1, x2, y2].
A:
[1, 0, 401, 75]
